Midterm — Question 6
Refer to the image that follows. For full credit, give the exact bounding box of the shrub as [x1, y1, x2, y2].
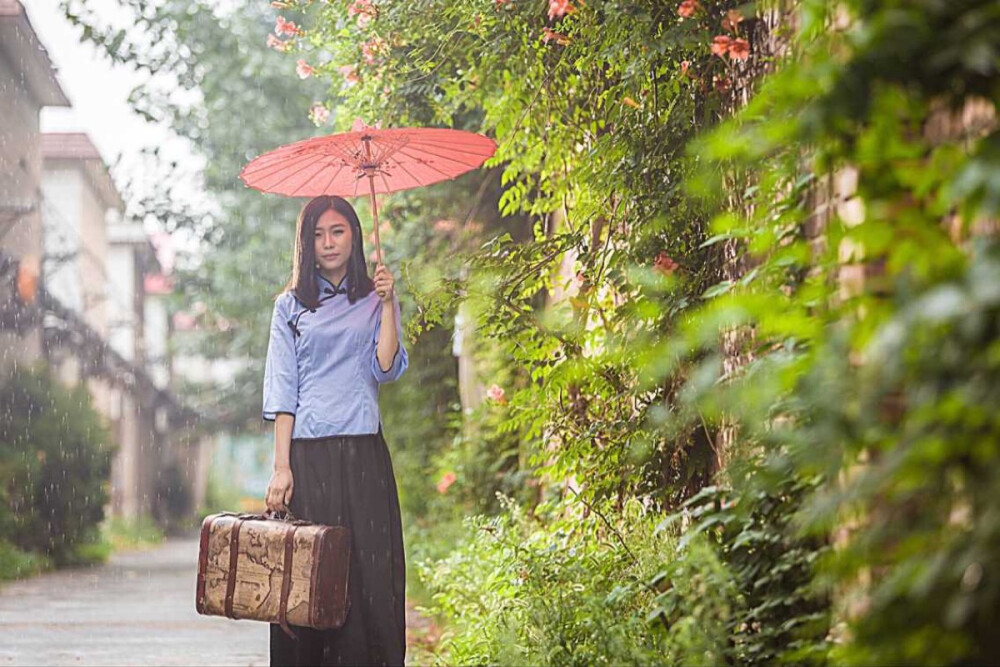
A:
[417, 493, 722, 666]
[0, 365, 115, 566]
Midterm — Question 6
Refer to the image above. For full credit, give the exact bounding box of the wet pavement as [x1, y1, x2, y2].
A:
[0, 537, 267, 666]
[0, 536, 439, 666]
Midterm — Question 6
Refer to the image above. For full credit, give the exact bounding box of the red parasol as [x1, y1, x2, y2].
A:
[239, 118, 497, 264]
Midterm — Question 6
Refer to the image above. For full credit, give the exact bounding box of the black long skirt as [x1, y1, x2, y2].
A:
[270, 427, 406, 667]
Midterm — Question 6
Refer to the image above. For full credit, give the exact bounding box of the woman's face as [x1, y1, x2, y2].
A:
[314, 208, 353, 275]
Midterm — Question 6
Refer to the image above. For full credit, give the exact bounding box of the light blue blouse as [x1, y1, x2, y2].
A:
[262, 269, 408, 438]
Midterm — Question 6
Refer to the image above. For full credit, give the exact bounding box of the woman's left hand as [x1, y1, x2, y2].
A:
[373, 264, 395, 304]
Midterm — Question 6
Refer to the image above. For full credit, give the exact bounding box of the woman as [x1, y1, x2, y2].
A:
[262, 194, 408, 667]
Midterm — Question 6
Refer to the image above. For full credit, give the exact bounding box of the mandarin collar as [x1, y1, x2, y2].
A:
[315, 269, 349, 295]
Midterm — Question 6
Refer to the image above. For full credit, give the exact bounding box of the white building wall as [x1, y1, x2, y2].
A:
[0, 43, 45, 367]
[106, 242, 136, 362]
[144, 294, 169, 389]
[40, 166, 83, 313]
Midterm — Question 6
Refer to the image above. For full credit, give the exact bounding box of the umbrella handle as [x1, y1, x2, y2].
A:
[363, 138, 384, 267]
[366, 174, 383, 267]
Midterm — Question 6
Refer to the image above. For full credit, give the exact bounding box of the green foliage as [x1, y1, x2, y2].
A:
[658, 482, 832, 665]
[68, 0, 1000, 662]
[664, 0, 1000, 663]
[284, 0, 742, 512]
[0, 365, 115, 567]
[0, 538, 51, 581]
[418, 494, 687, 666]
[103, 515, 165, 552]
[200, 465, 246, 517]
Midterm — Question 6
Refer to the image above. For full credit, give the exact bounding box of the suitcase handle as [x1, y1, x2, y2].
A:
[213, 509, 314, 526]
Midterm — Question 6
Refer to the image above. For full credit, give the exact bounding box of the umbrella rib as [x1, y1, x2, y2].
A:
[242, 143, 332, 174]
[265, 153, 331, 192]
[378, 169, 393, 195]
[396, 144, 487, 167]
[241, 150, 307, 175]
[328, 142, 365, 165]
[241, 136, 333, 172]
[316, 160, 350, 194]
[392, 159, 425, 190]
[394, 147, 474, 178]
[395, 137, 495, 156]
[243, 151, 329, 181]
[371, 135, 411, 164]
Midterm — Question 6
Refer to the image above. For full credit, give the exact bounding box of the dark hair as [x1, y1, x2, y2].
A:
[281, 195, 374, 308]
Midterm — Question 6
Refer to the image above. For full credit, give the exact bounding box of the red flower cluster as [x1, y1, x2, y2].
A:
[487, 383, 507, 404]
[542, 27, 570, 45]
[338, 64, 360, 86]
[436, 472, 457, 494]
[715, 8, 749, 60]
[348, 0, 376, 28]
[296, 59, 315, 79]
[677, 0, 700, 18]
[266, 33, 289, 52]
[653, 251, 679, 277]
[721, 9, 743, 31]
[548, 0, 575, 19]
[711, 34, 749, 61]
[361, 35, 386, 65]
[274, 15, 302, 37]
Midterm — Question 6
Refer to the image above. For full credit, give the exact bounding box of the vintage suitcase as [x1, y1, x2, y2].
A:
[195, 510, 351, 638]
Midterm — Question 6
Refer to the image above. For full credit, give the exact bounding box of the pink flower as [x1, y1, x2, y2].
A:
[351, 117, 382, 132]
[547, 0, 575, 20]
[487, 383, 507, 404]
[275, 15, 302, 37]
[436, 472, 457, 494]
[680, 60, 691, 76]
[677, 0, 700, 18]
[347, 0, 372, 15]
[348, 0, 376, 27]
[721, 9, 743, 32]
[266, 33, 289, 52]
[710, 35, 733, 57]
[433, 219, 458, 233]
[495, 0, 510, 7]
[361, 36, 385, 65]
[728, 37, 750, 60]
[654, 251, 679, 277]
[296, 59, 315, 79]
[542, 27, 570, 45]
[308, 103, 330, 125]
[338, 64, 360, 86]
[713, 74, 732, 91]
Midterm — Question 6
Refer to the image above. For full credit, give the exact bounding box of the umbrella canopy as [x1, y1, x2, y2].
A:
[239, 119, 497, 264]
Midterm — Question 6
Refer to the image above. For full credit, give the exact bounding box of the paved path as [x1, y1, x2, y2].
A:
[0, 537, 439, 666]
[0, 537, 269, 666]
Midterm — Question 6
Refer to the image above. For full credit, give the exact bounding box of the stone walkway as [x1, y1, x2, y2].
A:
[0, 537, 439, 666]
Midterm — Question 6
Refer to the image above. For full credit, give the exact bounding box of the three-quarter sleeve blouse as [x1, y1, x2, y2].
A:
[262, 269, 409, 439]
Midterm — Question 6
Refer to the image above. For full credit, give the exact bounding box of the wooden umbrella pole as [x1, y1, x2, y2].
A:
[367, 174, 382, 267]
[363, 137, 383, 267]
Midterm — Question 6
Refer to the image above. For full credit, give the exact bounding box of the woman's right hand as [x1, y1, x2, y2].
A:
[266, 466, 294, 512]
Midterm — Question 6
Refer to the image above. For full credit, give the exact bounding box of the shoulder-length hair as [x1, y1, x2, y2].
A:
[280, 195, 375, 308]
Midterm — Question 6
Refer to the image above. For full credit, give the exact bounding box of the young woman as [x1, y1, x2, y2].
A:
[262, 194, 408, 667]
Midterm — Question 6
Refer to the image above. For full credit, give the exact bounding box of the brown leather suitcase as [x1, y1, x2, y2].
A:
[195, 511, 351, 638]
